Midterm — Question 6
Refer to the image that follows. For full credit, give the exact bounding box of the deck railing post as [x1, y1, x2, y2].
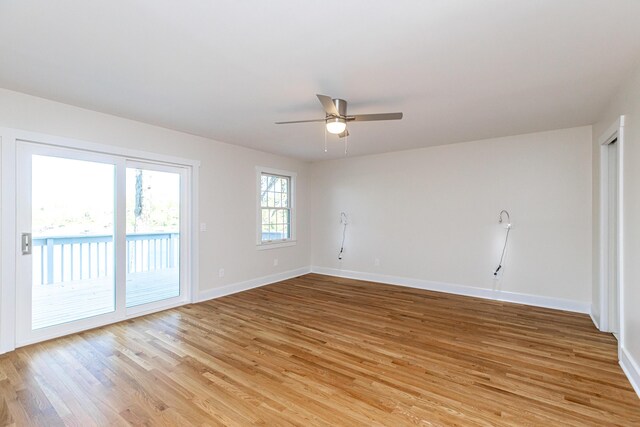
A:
[46, 238, 54, 285]
[169, 234, 175, 269]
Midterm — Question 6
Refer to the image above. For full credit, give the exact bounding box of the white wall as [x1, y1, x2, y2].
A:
[310, 127, 592, 308]
[0, 88, 597, 351]
[0, 88, 311, 298]
[592, 58, 640, 393]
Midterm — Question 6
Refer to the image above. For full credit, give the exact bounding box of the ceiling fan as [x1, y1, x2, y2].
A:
[275, 94, 403, 138]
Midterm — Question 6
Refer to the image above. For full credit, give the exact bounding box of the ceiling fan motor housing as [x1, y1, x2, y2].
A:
[332, 98, 348, 118]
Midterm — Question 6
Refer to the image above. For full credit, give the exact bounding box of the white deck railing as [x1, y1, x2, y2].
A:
[32, 233, 179, 285]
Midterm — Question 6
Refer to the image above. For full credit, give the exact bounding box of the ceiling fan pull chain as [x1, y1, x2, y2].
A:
[344, 134, 349, 156]
[324, 126, 328, 153]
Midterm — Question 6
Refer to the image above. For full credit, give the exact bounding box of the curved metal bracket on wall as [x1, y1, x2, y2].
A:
[498, 210, 511, 228]
[494, 210, 511, 277]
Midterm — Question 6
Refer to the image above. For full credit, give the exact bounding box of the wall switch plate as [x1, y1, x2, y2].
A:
[374, 258, 380, 267]
[273, 258, 278, 266]
[200, 223, 207, 232]
[218, 268, 225, 278]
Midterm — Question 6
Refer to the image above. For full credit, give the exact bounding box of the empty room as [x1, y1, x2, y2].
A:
[1, 1, 640, 425]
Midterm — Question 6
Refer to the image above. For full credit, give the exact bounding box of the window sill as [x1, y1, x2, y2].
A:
[256, 240, 297, 250]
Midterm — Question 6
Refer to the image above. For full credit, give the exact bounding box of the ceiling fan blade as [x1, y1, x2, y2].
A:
[316, 94, 339, 116]
[275, 118, 326, 124]
[350, 112, 403, 122]
[338, 129, 350, 138]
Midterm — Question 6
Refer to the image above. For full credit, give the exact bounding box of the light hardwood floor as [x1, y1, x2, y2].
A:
[1, 273, 638, 426]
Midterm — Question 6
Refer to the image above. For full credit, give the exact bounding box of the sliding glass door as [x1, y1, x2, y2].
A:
[16, 142, 190, 346]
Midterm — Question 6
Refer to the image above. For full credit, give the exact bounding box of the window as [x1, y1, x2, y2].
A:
[257, 167, 296, 248]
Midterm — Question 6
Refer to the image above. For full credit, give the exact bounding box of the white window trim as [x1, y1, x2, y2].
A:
[256, 166, 297, 250]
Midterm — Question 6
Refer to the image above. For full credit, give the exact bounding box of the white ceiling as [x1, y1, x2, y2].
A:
[1, 1, 640, 161]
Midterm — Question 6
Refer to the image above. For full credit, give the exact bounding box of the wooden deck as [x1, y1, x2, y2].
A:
[32, 269, 179, 329]
[2, 273, 639, 425]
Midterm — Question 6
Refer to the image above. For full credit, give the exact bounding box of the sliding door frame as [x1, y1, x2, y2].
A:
[15, 142, 124, 345]
[124, 159, 191, 317]
[0, 127, 200, 352]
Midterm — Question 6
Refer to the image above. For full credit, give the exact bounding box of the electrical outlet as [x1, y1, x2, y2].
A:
[218, 268, 225, 278]
[273, 258, 279, 266]
[374, 258, 380, 267]
[200, 222, 207, 232]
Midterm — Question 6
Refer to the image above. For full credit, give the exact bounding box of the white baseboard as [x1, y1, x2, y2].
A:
[310, 266, 590, 314]
[197, 267, 311, 302]
[620, 347, 640, 400]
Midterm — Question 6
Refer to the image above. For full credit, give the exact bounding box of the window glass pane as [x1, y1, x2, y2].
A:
[31, 155, 115, 330]
[267, 192, 276, 207]
[125, 167, 180, 308]
[267, 176, 276, 192]
[260, 173, 292, 242]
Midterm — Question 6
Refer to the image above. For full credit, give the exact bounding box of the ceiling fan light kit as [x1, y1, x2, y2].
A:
[275, 94, 403, 151]
[326, 117, 347, 134]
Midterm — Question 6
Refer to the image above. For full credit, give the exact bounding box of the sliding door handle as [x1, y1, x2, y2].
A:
[21, 233, 32, 255]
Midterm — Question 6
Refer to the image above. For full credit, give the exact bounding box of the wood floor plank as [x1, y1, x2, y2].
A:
[0, 273, 639, 426]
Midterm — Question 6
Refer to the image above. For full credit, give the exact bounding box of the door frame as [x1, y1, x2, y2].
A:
[0, 127, 200, 352]
[598, 116, 624, 343]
